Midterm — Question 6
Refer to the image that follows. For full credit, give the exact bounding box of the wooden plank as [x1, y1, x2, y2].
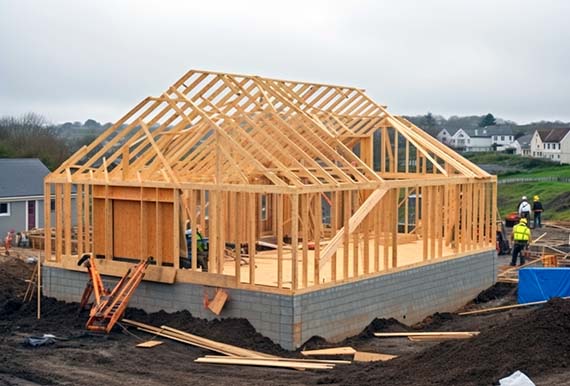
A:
[353, 351, 397, 362]
[248, 192, 256, 285]
[374, 332, 479, 337]
[55, 184, 62, 261]
[302, 194, 309, 288]
[207, 289, 228, 315]
[136, 340, 163, 348]
[301, 347, 356, 356]
[76, 184, 83, 256]
[277, 194, 283, 288]
[194, 357, 333, 370]
[203, 355, 351, 365]
[44, 182, 52, 261]
[291, 194, 299, 290]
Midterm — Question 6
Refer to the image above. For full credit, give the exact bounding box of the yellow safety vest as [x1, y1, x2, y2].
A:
[513, 223, 530, 242]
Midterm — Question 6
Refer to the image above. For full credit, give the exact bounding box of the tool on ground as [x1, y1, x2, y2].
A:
[78, 253, 153, 333]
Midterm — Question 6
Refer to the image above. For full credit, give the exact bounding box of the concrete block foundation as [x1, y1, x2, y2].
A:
[43, 250, 496, 350]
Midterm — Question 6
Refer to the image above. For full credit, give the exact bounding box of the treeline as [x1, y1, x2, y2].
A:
[404, 112, 570, 138]
[0, 113, 96, 170]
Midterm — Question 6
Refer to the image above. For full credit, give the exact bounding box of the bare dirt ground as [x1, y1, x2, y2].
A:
[1, 222, 570, 386]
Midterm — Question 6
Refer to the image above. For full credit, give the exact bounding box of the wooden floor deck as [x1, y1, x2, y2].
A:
[221, 236, 462, 290]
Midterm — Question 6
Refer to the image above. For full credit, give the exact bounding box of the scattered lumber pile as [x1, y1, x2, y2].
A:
[374, 331, 479, 341]
[122, 319, 342, 370]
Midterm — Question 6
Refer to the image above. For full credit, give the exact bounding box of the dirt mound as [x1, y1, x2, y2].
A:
[123, 308, 290, 357]
[320, 298, 570, 385]
[474, 282, 517, 303]
[0, 256, 33, 303]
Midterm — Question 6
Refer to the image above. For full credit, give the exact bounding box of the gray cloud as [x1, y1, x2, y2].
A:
[1, 0, 569, 124]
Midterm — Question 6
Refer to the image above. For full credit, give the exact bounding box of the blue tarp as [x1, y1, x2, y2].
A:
[518, 268, 570, 303]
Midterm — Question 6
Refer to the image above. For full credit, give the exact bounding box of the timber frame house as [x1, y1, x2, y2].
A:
[44, 70, 497, 293]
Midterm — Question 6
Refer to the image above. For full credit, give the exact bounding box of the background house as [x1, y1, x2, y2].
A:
[0, 158, 51, 238]
[512, 134, 532, 156]
[530, 128, 570, 163]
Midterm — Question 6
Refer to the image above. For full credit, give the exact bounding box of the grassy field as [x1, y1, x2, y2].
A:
[467, 152, 570, 220]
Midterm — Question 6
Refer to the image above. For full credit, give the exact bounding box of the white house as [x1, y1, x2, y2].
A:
[530, 128, 570, 163]
[443, 125, 515, 152]
[511, 134, 532, 156]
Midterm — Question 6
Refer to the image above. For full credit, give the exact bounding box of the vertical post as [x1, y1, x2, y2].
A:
[154, 188, 162, 265]
[291, 194, 299, 290]
[234, 192, 241, 284]
[352, 191, 359, 278]
[422, 186, 429, 261]
[173, 189, 180, 269]
[209, 190, 218, 274]
[248, 192, 256, 285]
[64, 184, 72, 257]
[76, 184, 83, 256]
[55, 184, 62, 262]
[343, 191, 351, 280]
[84, 184, 91, 252]
[44, 182, 52, 261]
[277, 193, 283, 288]
[314, 193, 321, 286]
[302, 194, 309, 288]
[190, 190, 198, 271]
[104, 185, 113, 260]
[489, 179, 497, 246]
[391, 188, 399, 267]
[374, 200, 380, 272]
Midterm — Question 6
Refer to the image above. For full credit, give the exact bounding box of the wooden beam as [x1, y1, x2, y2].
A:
[319, 187, 388, 270]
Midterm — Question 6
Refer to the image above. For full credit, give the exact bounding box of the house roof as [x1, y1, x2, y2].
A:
[515, 134, 532, 148]
[536, 128, 570, 143]
[0, 158, 50, 198]
[463, 125, 514, 138]
[46, 70, 490, 191]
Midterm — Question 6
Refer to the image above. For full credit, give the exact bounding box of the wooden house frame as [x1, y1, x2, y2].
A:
[44, 70, 496, 294]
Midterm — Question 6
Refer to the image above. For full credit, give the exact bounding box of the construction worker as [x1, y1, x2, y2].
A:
[532, 195, 544, 229]
[185, 225, 208, 272]
[510, 218, 531, 266]
[518, 196, 531, 221]
[4, 230, 14, 256]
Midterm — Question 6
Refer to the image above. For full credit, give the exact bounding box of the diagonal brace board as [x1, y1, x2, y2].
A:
[319, 187, 388, 269]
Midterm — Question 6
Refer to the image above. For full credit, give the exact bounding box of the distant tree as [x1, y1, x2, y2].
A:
[423, 112, 437, 130]
[479, 113, 496, 127]
[84, 119, 101, 129]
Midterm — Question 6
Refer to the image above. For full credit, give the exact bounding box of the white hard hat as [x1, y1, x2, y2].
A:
[522, 196, 527, 200]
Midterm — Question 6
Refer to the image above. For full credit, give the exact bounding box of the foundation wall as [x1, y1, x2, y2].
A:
[43, 249, 496, 350]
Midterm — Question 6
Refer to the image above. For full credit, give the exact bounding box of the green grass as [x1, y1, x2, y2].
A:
[498, 181, 570, 221]
[499, 165, 570, 179]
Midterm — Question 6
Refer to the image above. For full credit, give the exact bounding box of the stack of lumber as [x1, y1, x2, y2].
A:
[374, 331, 479, 341]
[122, 319, 342, 370]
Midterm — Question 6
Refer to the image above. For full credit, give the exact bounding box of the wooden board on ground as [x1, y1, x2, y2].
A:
[136, 340, 163, 348]
[374, 331, 479, 338]
[204, 355, 351, 365]
[207, 289, 228, 315]
[194, 357, 334, 370]
[301, 347, 356, 356]
[407, 335, 476, 341]
[353, 351, 397, 362]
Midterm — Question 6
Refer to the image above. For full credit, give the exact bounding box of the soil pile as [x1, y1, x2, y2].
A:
[321, 297, 570, 385]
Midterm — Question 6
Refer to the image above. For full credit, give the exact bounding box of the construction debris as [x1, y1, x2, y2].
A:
[374, 331, 479, 340]
[207, 289, 228, 315]
[136, 340, 163, 348]
[353, 351, 398, 362]
[301, 347, 356, 356]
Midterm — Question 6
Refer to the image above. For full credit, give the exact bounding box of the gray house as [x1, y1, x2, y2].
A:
[0, 158, 51, 238]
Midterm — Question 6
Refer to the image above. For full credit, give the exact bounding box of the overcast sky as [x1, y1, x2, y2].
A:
[1, 0, 569, 124]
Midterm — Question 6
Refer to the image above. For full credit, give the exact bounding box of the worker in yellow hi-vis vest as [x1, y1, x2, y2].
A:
[510, 218, 532, 266]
